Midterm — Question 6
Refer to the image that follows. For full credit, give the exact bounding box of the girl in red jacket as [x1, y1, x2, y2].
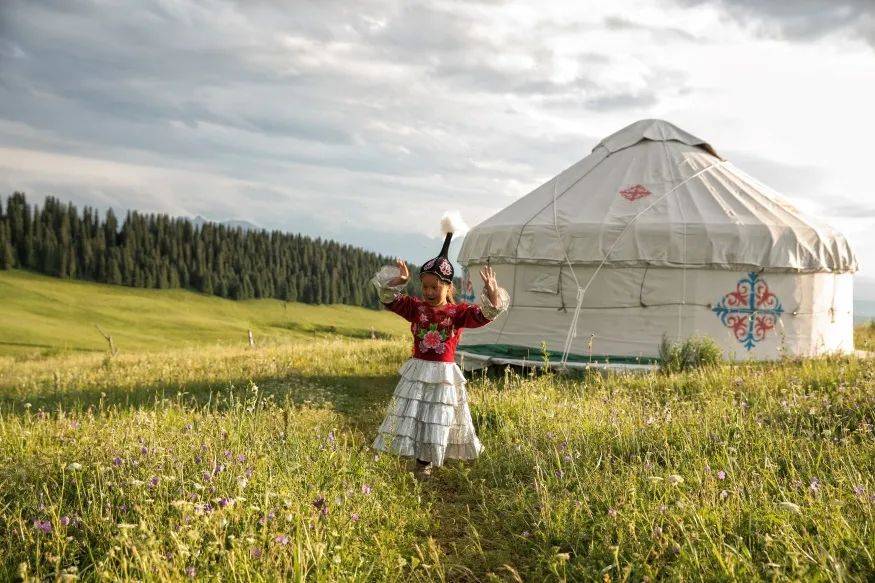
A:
[371, 213, 509, 479]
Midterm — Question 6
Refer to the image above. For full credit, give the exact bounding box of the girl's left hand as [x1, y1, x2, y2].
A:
[480, 265, 498, 295]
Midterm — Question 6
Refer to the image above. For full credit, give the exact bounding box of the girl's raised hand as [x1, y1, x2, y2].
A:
[479, 265, 498, 294]
[388, 259, 409, 287]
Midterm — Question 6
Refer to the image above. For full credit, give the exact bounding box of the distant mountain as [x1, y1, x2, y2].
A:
[856, 275, 875, 302]
[855, 300, 875, 325]
[190, 214, 260, 232]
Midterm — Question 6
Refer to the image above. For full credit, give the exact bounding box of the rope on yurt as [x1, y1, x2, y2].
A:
[660, 133, 690, 343]
[556, 160, 727, 369]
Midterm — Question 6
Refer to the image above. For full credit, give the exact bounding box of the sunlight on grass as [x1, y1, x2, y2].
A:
[0, 269, 408, 359]
[0, 335, 872, 580]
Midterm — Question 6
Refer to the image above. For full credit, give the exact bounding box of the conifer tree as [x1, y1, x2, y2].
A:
[0, 192, 410, 310]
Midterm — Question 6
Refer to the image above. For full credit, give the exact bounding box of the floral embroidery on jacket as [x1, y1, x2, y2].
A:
[415, 321, 454, 355]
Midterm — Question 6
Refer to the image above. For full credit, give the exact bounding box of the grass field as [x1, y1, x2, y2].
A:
[0, 270, 408, 359]
[1, 271, 873, 580]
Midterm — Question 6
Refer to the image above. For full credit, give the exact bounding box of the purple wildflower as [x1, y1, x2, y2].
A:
[327, 431, 335, 444]
[810, 477, 820, 492]
[361, 484, 371, 495]
[218, 498, 231, 509]
[350, 513, 360, 522]
[236, 453, 246, 463]
[140, 446, 148, 455]
[250, 547, 262, 559]
[521, 530, 531, 538]
[149, 476, 160, 488]
[185, 566, 196, 578]
[563, 454, 573, 463]
[555, 469, 564, 479]
[69, 420, 80, 430]
[313, 495, 326, 511]
[608, 508, 618, 519]
[60, 516, 71, 527]
[113, 456, 123, 466]
[258, 510, 275, 525]
[33, 519, 52, 534]
[275, 534, 289, 545]
[717, 470, 726, 481]
[194, 454, 202, 464]
[853, 485, 865, 497]
[224, 450, 232, 460]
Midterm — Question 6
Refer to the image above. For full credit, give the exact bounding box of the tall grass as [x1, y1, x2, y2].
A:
[1, 337, 872, 581]
[658, 335, 723, 374]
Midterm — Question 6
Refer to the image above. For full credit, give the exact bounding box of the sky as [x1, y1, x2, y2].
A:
[1, 0, 874, 300]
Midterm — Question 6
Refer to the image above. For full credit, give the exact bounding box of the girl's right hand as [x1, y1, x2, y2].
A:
[388, 259, 409, 287]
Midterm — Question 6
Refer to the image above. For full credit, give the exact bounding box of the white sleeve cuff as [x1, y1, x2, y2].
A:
[478, 286, 510, 320]
[371, 265, 407, 304]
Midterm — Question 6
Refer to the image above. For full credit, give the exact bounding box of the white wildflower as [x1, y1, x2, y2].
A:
[778, 501, 802, 515]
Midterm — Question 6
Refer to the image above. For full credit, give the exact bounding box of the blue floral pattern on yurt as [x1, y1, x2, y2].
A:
[712, 272, 784, 350]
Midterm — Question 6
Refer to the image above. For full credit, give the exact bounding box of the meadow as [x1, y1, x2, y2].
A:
[0, 271, 873, 581]
[0, 270, 408, 359]
[0, 338, 872, 580]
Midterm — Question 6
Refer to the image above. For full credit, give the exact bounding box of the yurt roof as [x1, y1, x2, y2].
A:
[458, 119, 856, 273]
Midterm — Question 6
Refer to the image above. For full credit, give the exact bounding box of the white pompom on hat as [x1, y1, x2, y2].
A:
[420, 211, 468, 283]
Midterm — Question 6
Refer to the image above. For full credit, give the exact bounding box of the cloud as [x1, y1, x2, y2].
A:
[0, 0, 871, 281]
[0, 1, 681, 226]
[603, 15, 702, 42]
[679, 0, 875, 48]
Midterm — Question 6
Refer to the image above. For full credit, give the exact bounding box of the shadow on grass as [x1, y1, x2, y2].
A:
[0, 371, 399, 430]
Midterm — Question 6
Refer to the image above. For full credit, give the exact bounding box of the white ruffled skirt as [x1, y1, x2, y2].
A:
[372, 358, 484, 467]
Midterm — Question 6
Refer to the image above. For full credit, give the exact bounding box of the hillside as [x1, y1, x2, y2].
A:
[0, 269, 408, 358]
[0, 192, 423, 307]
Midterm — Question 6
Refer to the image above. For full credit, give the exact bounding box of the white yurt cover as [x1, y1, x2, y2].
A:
[456, 119, 857, 366]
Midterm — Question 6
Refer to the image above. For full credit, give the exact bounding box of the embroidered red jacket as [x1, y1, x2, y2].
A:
[383, 295, 493, 362]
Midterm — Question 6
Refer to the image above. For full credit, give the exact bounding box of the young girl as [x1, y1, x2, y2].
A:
[370, 214, 509, 479]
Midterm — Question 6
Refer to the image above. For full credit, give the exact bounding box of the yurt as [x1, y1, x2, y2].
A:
[455, 119, 857, 370]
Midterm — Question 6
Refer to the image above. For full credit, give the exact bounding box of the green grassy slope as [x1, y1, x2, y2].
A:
[0, 269, 408, 358]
